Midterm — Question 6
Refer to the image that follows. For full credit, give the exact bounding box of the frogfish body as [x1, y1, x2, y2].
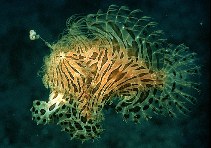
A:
[30, 5, 200, 141]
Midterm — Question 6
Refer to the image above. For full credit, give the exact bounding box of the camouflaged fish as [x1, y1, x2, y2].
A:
[30, 5, 200, 142]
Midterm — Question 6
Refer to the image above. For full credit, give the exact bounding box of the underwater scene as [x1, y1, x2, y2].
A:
[0, 0, 210, 148]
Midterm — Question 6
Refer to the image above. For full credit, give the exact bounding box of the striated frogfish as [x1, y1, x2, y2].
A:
[30, 5, 200, 142]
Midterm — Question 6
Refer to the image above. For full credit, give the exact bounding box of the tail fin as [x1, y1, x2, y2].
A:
[153, 44, 200, 117]
[114, 44, 200, 122]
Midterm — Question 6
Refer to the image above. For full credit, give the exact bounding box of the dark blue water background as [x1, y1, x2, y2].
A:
[0, 0, 210, 147]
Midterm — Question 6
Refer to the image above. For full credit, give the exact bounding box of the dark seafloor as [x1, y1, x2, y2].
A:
[0, 0, 210, 148]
